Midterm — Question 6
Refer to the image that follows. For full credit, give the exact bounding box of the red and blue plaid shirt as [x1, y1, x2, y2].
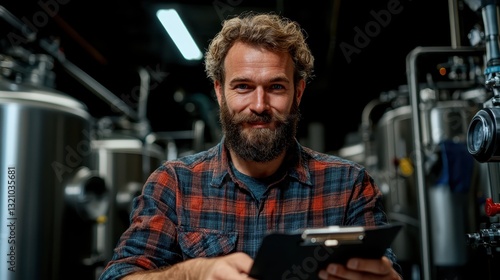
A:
[100, 139, 397, 279]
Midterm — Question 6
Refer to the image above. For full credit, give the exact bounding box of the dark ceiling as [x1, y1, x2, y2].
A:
[0, 0, 482, 152]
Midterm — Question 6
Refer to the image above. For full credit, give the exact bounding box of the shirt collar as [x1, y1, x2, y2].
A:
[209, 138, 313, 188]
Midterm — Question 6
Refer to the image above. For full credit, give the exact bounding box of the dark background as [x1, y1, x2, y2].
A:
[0, 0, 482, 152]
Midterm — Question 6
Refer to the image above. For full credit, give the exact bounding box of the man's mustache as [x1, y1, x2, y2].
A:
[232, 112, 286, 124]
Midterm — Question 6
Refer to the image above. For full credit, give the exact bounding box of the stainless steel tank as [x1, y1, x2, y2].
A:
[420, 100, 478, 266]
[374, 97, 483, 278]
[374, 105, 420, 264]
[0, 79, 107, 280]
[90, 130, 164, 270]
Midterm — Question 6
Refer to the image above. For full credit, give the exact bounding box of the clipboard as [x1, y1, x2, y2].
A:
[248, 223, 402, 280]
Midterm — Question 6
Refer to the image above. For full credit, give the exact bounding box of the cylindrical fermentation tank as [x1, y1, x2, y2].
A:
[90, 129, 164, 268]
[375, 99, 481, 259]
[0, 78, 107, 279]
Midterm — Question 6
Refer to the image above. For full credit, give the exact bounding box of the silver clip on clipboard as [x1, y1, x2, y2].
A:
[301, 226, 365, 247]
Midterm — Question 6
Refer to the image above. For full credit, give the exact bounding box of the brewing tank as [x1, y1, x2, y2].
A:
[0, 79, 106, 280]
[90, 130, 165, 269]
[374, 98, 482, 277]
[374, 105, 420, 264]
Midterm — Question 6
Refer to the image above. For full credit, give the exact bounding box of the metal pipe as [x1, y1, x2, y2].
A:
[38, 39, 139, 121]
[482, 3, 500, 64]
[406, 46, 485, 280]
[0, 5, 139, 121]
[0, 5, 36, 42]
[137, 67, 150, 123]
[448, 0, 462, 48]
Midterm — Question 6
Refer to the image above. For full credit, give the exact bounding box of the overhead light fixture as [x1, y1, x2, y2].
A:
[156, 9, 203, 60]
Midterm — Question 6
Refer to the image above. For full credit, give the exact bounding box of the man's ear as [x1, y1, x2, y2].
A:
[214, 80, 223, 106]
[296, 79, 306, 105]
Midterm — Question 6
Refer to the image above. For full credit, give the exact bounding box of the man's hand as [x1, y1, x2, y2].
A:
[123, 252, 255, 280]
[318, 256, 402, 280]
[191, 252, 255, 280]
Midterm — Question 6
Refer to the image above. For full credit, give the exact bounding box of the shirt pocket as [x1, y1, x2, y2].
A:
[177, 226, 237, 258]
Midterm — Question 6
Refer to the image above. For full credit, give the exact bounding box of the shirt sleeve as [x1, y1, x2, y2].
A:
[346, 168, 403, 275]
[344, 167, 387, 227]
[99, 165, 181, 280]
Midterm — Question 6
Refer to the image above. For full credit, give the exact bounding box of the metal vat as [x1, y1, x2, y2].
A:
[0, 79, 107, 280]
[91, 132, 164, 270]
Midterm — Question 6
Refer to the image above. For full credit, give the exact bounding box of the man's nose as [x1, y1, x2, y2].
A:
[249, 87, 269, 113]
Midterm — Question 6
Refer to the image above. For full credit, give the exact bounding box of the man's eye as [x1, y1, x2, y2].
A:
[270, 84, 285, 90]
[236, 84, 249, 90]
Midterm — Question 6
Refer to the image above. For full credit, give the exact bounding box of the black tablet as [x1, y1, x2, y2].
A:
[248, 223, 403, 280]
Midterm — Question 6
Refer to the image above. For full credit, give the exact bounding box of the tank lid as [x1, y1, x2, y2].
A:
[0, 78, 88, 111]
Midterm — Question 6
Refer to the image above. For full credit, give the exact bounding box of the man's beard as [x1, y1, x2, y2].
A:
[220, 95, 300, 162]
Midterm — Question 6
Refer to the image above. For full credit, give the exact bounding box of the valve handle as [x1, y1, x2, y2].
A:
[485, 198, 500, 217]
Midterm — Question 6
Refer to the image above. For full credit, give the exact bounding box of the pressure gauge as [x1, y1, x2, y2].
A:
[467, 108, 500, 162]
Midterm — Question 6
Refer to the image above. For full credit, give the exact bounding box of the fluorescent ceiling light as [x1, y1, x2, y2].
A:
[156, 9, 203, 60]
